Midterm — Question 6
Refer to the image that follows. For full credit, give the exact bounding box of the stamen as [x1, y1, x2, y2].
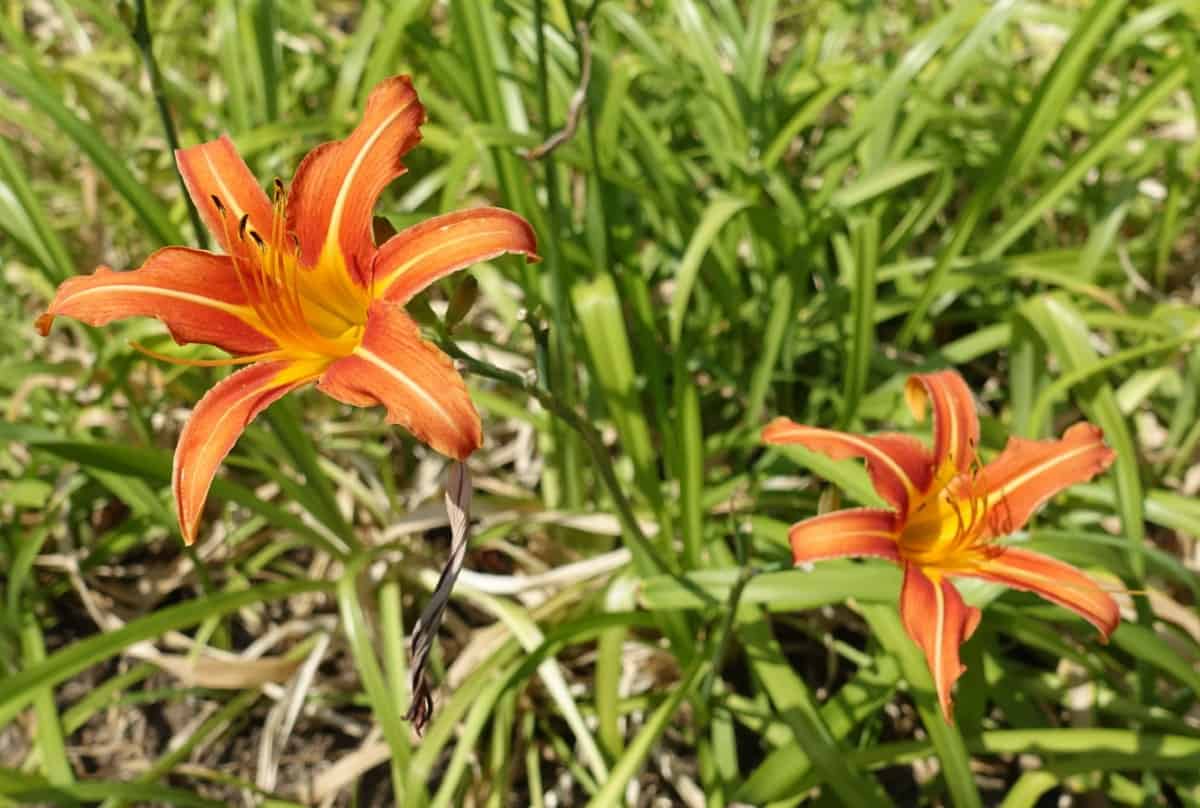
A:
[131, 341, 285, 367]
[947, 495, 967, 540]
[267, 185, 312, 343]
[191, 179, 357, 360]
[991, 480, 1016, 534]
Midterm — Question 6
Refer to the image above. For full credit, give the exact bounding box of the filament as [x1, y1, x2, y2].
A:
[131, 341, 286, 367]
[211, 189, 343, 355]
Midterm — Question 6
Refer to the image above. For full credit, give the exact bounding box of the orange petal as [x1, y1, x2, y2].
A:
[36, 248, 275, 355]
[789, 508, 900, 565]
[372, 208, 540, 304]
[904, 370, 979, 474]
[176, 135, 274, 253]
[976, 422, 1116, 537]
[965, 547, 1119, 639]
[287, 76, 424, 285]
[900, 564, 981, 722]
[763, 418, 933, 512]
[317, 300, 482, 460]
[173, 361, 315, 544]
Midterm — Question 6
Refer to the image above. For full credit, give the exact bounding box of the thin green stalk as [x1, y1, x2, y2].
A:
[675, 364, 704, 570]
[19, 617, 73, 786]
[440, 338, 673, 576]
[130, 0, 208, 249]
[1028, 330, 1198, 436]
[0, 136, 73, 282]
[699, 560, 755, 708]
[562, 2, 613, 269]
[533, 0, 584, 509]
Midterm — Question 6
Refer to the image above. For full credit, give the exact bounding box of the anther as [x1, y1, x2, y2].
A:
[238, 214, 250, 240]
[210, 195, 225, 214]
[273, 178, 285, 199]
[249, 230, 265, 249]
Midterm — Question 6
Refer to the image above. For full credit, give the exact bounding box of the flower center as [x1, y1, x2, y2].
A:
[897, 461, 997, 571]
[216, 183, 370, 361]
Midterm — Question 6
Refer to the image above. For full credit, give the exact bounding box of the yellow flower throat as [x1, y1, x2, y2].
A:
[897, 461, 1000, 572]
[214, 181, 369, 362]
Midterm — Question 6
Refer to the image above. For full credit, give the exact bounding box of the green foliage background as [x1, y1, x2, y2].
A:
[1, 0, 1199, 805]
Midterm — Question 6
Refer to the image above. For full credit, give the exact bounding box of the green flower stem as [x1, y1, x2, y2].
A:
[440, 337, 676, 577]
[532, 0, 584, 510]
[129, 0, 208, 249]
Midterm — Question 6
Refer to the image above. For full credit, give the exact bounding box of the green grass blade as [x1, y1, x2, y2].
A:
[0, 769, 226, 808]
[0, 62, 181, 246]
[889, 0, 1020, 158]
[738, 607, 890, 806]
[13, 435, 346, 557]
[572, 275, 660, 508]
[430, 667, 514, 808]
[675, 373, 705, 570]
[251, 0, 279, 121]
[981, 59, 1188, 259]
[841, 216, 879, 425]
[897, 0, 1128, 346]
[330, 1, 385, 120]
[832, 160, 941, 209]
[263, 397, 357, 545]
[638, 563, 900, 611]
[19, 617, 73, 785]
[0, 137, 73, 281]
[585, 653, 707, 808]
[737, 657, 901, 802]
[861, 604, 982, 808]
[668, 194, 750, 346]
[743, 269, 796, 427]
[362, 1, 429, 93]
[737, 0, 778, 101]
[1019, 296, 1146, 576]
[453, 583, 609, 784]
[0, 580, 329, 727]
[336, 562, 409, 806]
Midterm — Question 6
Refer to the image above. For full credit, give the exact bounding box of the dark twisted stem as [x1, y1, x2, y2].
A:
[401, 335, 710, 731]
[405, 462, 472, 733]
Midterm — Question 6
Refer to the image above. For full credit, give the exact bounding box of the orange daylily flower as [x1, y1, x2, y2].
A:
[763, 370, 1119, 721]
[38, 76, 539, 545]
